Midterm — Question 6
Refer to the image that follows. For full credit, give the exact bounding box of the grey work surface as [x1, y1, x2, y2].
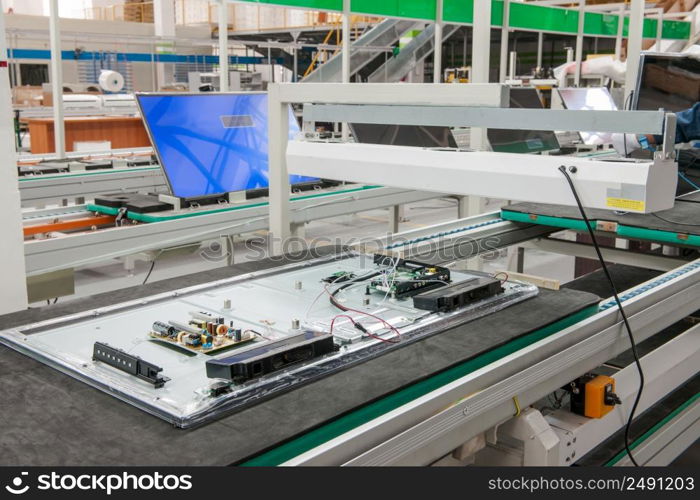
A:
[0, 249, 599, 466]
[503, 201, 700, 234]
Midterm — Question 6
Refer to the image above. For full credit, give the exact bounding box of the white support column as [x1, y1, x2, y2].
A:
[508, 51, 517, 80]
[625, 0, 645, 105]
[655, 8, 663, 50]
[614, 5, 624, 60]
[467, 0, 492, 270]
[48, 0, 64, 158]
[342, 0, 350, 82]
[342, 0, 350, 139]
[218, 0, 229, 92]
[292, 31, 300, 82]
[536, 31, 543, 69]
[268, 84, 291, 256]
[154, 0, 176, 88]
[471, 0, 492, 151]
[0, 8, 29, 313]
[499, 0, 510, 83]
[574, 0, 585, 86]
[434, 0, 444, 83]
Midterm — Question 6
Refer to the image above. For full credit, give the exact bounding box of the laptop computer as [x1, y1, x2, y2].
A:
[487, 87, 561, 154]
[555, 87, 617, 146]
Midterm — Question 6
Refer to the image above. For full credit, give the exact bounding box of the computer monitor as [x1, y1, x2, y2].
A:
[633, 53, 700, 112]
[557, 87, 617, 146]
[348, 123, 457, 148]
[487, 88, 560, 154]
[135, 92, 317, 199]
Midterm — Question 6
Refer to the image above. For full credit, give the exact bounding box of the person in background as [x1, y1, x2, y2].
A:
[613, 102, 700, 154]
[613, 102, 700, 192]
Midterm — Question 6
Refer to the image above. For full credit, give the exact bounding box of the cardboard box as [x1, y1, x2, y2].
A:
[12, 85, 43, 107]
[644, 63, 700, 102]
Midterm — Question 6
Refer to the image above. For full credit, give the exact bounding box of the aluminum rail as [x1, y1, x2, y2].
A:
[23, 187, 441, 276]
[18, 167, 167, 207]
[17, 146, 153, 162]
[613, 399, 700, 466]
[283, 258, 700, 465]
[358, 211, 555, 264]
[303, 104, 668, 136]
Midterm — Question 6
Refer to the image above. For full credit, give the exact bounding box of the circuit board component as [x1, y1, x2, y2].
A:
[93, 342, 170, 388]
[148, 315, 256, 355]
[368, 255, 451, 299]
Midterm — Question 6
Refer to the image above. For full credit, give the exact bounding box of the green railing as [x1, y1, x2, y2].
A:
[231, 0, 691, 40]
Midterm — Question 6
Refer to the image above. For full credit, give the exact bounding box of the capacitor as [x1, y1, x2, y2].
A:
[185, 333, 201, 346]
[168, 320, 201, 335]
[152, 321, 176, 337]
[189, 319, 206, 329]
[207, 322, 215, 334]
[234, 329, 242, 342]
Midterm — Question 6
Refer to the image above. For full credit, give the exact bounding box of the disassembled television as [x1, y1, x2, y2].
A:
[0, 252, 537, 428]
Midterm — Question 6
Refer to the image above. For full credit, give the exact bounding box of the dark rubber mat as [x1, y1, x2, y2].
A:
[0, 248, 599, 466]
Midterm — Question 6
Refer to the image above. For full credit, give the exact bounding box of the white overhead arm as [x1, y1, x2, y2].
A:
[270, 83, 678, 220]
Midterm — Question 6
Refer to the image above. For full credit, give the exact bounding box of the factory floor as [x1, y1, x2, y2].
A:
[42, 196, 575, 305]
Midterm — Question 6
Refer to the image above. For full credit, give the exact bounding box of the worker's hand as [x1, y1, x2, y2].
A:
[612, 133, 640, 156]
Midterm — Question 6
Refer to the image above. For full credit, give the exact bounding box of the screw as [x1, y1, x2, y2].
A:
[569, 166, 578, 174]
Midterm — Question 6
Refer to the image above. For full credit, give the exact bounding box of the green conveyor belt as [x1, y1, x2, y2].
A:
[242, 304, 599, 466]
[87, 185, 382, 223]
[501, 209, 700, 247]
[606, 392, 700, 466]
[18, 166, 160, 182]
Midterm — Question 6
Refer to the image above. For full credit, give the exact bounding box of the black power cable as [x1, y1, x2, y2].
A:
[329, 271, 381, 311]
[142, 250, 165, 285]
[622, 90, 634, 159]
[142, 260, 157, 285]
[558, 165, 645, 467]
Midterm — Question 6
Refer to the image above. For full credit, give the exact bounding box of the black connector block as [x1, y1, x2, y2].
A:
[205, 333, 336, 382]
[412, 277, 503, 312]
[93, 342, 170, 388]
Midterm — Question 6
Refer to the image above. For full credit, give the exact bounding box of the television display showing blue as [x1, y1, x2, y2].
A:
[136, 93, 317, 198]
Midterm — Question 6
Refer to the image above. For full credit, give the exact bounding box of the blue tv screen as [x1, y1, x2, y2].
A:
[136, 93, 317, 198]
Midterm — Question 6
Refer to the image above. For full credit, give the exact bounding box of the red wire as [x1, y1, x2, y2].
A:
[493, 271, 509, 284]
[326, 287, 402, 344]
